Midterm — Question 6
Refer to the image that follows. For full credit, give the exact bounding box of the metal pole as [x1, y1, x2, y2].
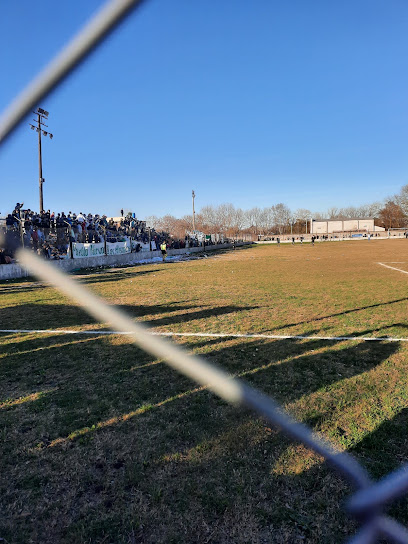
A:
[192, 190, 196, 232]
[69, 234, 74, 259]
[19, 218, 24, 248]
[37, 113, 44, 212]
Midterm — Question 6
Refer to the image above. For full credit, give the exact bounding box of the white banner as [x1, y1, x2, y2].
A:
[70, 242, 105, 258]
[70, 240, 131, 258]
[106, 240, 131, 255]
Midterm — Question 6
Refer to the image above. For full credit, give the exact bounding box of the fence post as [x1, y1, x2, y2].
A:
[104, 226, 107, 256]
[69, 232, 74, 259]
[64, 222, 74, 259]
[19, 217, 24, 248]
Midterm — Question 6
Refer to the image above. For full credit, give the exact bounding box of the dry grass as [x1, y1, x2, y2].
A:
[1, 240, 408, 543]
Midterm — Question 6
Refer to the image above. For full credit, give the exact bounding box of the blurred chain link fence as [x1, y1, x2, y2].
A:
[2, 1, 408, 542]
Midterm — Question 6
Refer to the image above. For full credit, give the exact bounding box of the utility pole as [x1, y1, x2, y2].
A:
[192, 190, 196, 232]
[29, 108, 53, 212]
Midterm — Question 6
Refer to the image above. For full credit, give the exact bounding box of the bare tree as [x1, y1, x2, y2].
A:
[365, 201, 384, 218]
[338, 206, 361, 219]
[198, 205, 219, 232]
[326, 207, 338, 219]
[294, 208, 311, 233]
[144, 215, 160, 229]
[311, 211, 324, 220]
[181, 214, 193, 232]
[145, 190, 400, 240]
[395, 185, 408, 216]
[231, 207, 246, 236]
[273, 203, 291, 234]
[378, 200, 407, 228]
[246, 207, 263, 234]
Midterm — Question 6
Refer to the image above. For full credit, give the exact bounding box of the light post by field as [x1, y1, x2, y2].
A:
[29, 107, 53, 212]
[192, 190, 196, 232]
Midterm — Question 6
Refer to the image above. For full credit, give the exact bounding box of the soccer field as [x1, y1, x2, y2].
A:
[2, 240, 408, 543]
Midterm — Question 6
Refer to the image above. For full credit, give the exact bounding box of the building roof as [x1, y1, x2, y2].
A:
[312, 217, 375, 222]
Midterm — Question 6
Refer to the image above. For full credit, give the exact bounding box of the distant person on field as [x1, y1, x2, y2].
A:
[277, 237, 280, 246]
[292, 237, 295, 244]
[160, 241, 167, 261]
[311, 236, 315, 245]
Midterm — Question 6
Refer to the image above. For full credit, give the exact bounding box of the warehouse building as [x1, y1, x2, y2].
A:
[310, 218, 385, 235]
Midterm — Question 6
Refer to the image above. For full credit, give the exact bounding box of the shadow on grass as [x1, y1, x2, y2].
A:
[0, 331, 398, 444]
[352, 407, 408, 479]
[0, 302, 259, 330]
[354, 323, 408, 336]
[76, 267, 163, 284]
[0, 328, 403, 544]
[272, 296, 408, 331]
[0, 333, 105, 360]
[0, 284, 46, 295]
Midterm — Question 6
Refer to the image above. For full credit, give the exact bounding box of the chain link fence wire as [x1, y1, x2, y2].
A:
[2, 1, 408, 542]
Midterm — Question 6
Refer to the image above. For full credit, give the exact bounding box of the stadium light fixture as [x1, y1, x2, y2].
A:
[29, 107, 53, 212]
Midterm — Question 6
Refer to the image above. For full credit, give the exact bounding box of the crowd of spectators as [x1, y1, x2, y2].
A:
[1, 203, 222, 265]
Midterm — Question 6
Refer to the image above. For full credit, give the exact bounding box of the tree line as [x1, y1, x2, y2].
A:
[145, 184, 408, 238]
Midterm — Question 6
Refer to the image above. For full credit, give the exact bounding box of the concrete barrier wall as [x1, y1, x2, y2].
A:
[0, 242, 249, 280]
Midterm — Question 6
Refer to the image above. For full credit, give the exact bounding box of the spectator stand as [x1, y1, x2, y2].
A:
[0, 207, 174, 263]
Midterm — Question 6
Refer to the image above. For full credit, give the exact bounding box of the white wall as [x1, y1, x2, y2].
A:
[312, 218, 376, 234]
[0, 243, 248, 280]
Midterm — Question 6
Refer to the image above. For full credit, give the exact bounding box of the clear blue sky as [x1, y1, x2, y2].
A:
[1, 0, 408, 218]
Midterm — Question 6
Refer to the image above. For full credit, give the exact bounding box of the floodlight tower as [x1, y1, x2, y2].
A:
[192, 190, 196, 232]
[29, 108, 53, 212]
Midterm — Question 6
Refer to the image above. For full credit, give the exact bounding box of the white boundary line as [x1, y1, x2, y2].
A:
[378, 262, 408, 275]
[0, 329, 407, 342]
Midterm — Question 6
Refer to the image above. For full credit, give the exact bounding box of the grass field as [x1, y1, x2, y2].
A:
[2, 240, 408, 543]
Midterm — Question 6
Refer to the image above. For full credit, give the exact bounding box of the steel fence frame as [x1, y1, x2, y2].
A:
[1, 2, 408, 542]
